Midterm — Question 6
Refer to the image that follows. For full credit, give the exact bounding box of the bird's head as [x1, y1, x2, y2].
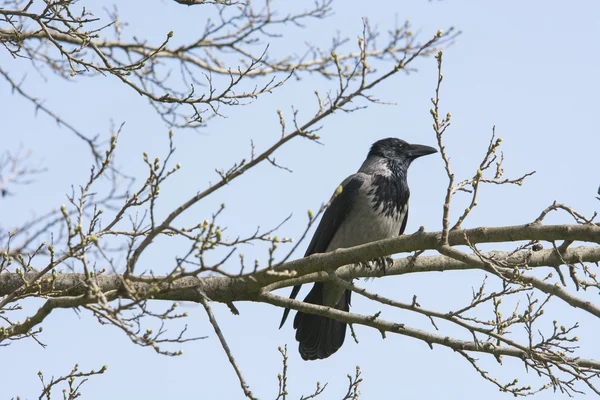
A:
[368, 138, 437, 167]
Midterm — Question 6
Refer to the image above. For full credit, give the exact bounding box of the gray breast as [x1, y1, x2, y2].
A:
[326, 180, 407, 252]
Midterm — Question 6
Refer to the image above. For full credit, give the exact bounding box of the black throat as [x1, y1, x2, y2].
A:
[367, 160, 410, 218]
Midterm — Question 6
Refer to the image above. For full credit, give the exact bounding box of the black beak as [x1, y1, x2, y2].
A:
[407, 143, 438, 159]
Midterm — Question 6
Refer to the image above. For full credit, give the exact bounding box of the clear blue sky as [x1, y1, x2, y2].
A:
[1, 0, 599, 399]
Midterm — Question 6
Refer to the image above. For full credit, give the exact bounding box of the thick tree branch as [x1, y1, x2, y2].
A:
[1, 230, 598, 303]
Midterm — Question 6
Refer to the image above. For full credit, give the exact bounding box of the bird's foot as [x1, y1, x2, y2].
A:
[375, 256, 394, 275]
[358, 256, 393, 275]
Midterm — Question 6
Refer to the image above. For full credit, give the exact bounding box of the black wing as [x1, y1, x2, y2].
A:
[278, 174, 366, 328]
[399, 205, 408, 235]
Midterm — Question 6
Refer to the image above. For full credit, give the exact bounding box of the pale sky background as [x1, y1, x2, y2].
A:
[1, 0, 600, 399]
